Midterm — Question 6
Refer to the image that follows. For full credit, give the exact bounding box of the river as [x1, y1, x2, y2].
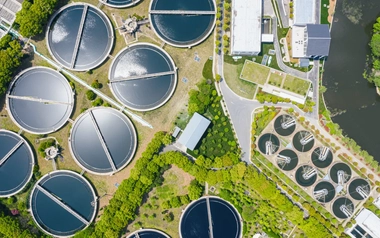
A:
[323, 0, 380, 162]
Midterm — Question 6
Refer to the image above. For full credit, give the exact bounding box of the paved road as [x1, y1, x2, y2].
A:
[276, 0, 289, 28]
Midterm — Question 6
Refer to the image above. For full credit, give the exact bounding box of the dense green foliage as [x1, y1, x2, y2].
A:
[188, 80, 239, 159]
[37, 139, 55, 157]
[364, 17, 380, 86]
[15, 0, 57, 37]
[0, 36, 23, 96]
[0, 212, 36, 237]
[92, 98, 103, 107]
[86, 90, 97, 101]
[202, 59, 213, 80]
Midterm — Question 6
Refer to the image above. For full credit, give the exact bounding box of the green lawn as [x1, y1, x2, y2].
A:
[224, 62, 257, 99]
[321, 0, 330, 25]
[282, 75, 311, 96]
[240, 60, 270, 85]
[268, 71, 284, 87]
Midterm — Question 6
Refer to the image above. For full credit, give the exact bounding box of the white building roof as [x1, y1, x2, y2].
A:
[231, 0, 262, 55]
[178, 113, 210, 150]
[347, 208, 380, 238]
[374, 195, 380, 209]
[0, 0, 22, 25]
[293, 0, 315, 26]
[292, 26, 306, 58]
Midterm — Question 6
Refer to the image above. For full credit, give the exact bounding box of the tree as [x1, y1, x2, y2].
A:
[370, 34, 380, 57]
[188, 180, 203, 200]
[86, 90, 97, 101]
[16, 0, 58, 37]
[91, 80, 102, 89]
[215, 74, 221, 82]
[92, 98, 103, 106]
[319, 85, 327, 93]
[162, 133, 173, 145]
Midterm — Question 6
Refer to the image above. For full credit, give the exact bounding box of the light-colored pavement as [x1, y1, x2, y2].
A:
[275, 0, 289, 28]
[264, 0, 275, 17]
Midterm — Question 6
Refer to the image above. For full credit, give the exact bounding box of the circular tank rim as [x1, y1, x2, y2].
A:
[102, 0, 142, 9]
[330, 196, 354, 219]
[347, 177, 370, 201]
[275, 149, 299, 171]
[273, 114, 297, 137]
[29, 170, 98, 238]
[292, 130, 315, 153]
[0, 129, 35, 197]
[312, 180, 336, 204]
[5, 66, 75, 135]
[178, 195, 243, 238]
[148, 0, 216, 48]
[311, 146, 333, 169]
[257, 132, 280, 155]
[127, 228, 171, 238]
[328, 161, 352, 185]
[108, 42, 178, 111]
[294, 163, 318, 187]
[46, 2, 114, 71]
[68, 107, 138, 175]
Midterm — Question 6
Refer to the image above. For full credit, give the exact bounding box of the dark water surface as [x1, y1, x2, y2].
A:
[0, 131, 33, 196]
[180, 197, 240, 238]
[31, 171, 96, 236]
[150, 0, 215, 46]
[323, 0, 380, 162]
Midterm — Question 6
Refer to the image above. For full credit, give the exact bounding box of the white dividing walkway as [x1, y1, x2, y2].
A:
[36, 184, 90, 225]
[89, 110, 117, 172]
[111, 71, 175, 83]
[206, 197, 214, 238]
[7, 95, 73, 106]
[70, 5, 88, 68]
[0, 140, 23, 166]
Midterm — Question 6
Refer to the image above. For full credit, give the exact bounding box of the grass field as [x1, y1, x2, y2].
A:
[268, 71, 284, 87]
[282, 75, 311, 96]
[321, 0, 330, 25]
[240, 60, 270, 85]
[224, 63, 257, 99]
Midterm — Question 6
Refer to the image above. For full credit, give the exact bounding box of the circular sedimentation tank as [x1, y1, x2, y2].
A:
[332, 197, 354, 219]
[292, 130, 314, 153]
[295, 165, 317, 187]
[313, 181, 336, 203]
[329, 162, 352, 185]
[348, 178, 370, 201]
[149, 0, 216, 47]
[127, 229, 170, 238]
[180, 196, 241, 238]
[0, 130, 34, 197]
[311, 146, 333, 168]
[6, 67, 74, 134]
[47, 3, 114, 71]
[274, 114, 296, 136]
[30, 170, 97, 237]
[258, 133, 280, 155]
[103, 0, 140, 8]
[69, 107, 137, 175]
[276, 149, 298, 171]
[109, 43, 177, 111]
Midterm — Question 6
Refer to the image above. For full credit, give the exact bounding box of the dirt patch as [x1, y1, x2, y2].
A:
[328, 0, 337, 23]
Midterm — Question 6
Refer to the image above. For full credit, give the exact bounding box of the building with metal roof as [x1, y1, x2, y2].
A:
[292, 24, 331, 60]
[178, 113, 210, 150]
[346, 208, 380, 238]
[293, 0, 315, 26]
[0, 0, 22, 25]
[231, 0, 262, 55]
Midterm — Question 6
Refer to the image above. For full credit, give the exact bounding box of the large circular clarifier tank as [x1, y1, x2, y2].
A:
[292, 130, 314, 152]
[332, 197, 354, 219]
[127, 229, 170, 238]
[109, 43, 177, 111]
[258, 133, 280, 155]
[149, 0, 216, 47]
[313, 181, 335, 203]
[47, 3, 114, 71]
[329, 162, 352, 185]
[180, 196, 241, 238]
[30, 170, 97, 237]
[0, 130, 34, 197]
[274, 114, 296, 136]
[6, 67, 74, 134]
[69, 107, 137, 175]
[276, 149, 298, 171]
[348, 178, 370, 201]
[295, 165, 317, 187]
[311, 146, 333, 168]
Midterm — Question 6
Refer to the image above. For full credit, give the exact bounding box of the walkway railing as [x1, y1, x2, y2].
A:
[70, 4, 88, 69]
[111, 71, 175, 83]
[149, 10, 216, 15]
[205, 197, 214, 238]
[7, 95, 73, 105]
[0, 140, 23, 166]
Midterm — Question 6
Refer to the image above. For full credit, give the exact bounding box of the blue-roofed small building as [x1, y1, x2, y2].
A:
[178, 113, 211, 151]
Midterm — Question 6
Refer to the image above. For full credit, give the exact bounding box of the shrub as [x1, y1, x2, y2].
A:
[91, 80, 102, 89]
[86, 90, 96, 101]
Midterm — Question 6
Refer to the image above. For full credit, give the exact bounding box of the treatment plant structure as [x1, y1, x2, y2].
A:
[255, 112, 371, 219]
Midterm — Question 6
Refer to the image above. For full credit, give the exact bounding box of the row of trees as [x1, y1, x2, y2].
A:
[0, 35, 23, 96]
[0, 212, 36, 238]
[15, 0, 58, 37]
[364, 17, 380, 86]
